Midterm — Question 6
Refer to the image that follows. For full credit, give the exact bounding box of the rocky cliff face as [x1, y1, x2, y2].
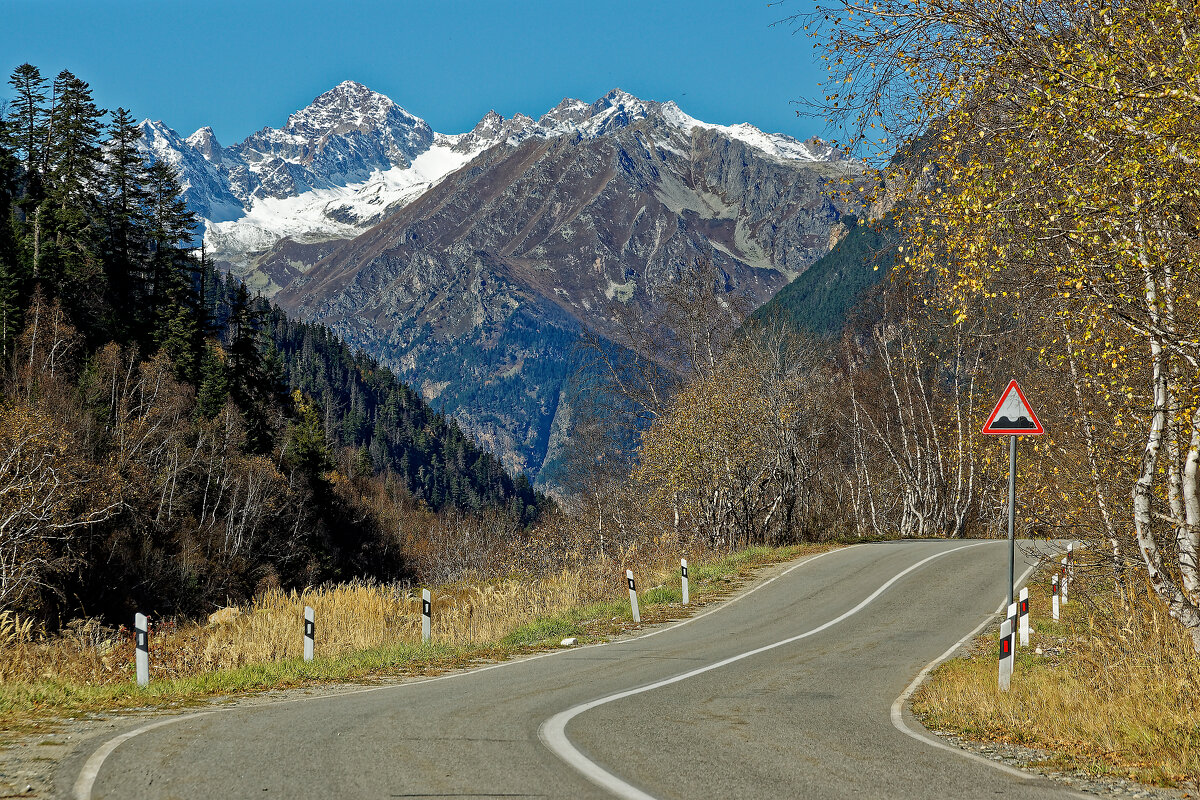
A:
[269, 93, 863, 481]
[138, 84, 864, 484]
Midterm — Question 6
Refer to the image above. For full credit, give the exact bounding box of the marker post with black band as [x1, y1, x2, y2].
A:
[998, 619, 1014, 691]
[681, 559, 689, 605]
[303, 606, 315, 662]
[1018, 586, 1030, 647]
[626, 569, 640, 623]
[981, 380, 1045, 609]
[134, 612, 149, 687]
[421, 589, 432, 643]
[1007, 602, 1019, 650]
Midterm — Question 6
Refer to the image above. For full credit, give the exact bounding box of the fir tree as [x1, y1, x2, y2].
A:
[226, 282, 273, 451]
[43, 71, 106, 318]
[144, 158, 196, 365]
[0, 110, 23, 360]
[6, 64, 47, 178]
[5, 65, 49, 282]
[196, 344, 229, 418]
[101, 107, 148, 342]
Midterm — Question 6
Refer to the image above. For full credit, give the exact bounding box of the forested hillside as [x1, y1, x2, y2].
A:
[0, 65, 543, 625]
[749, 214, 897, 336]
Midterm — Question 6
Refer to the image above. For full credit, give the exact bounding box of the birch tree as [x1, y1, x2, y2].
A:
[795, 0, 1200, 645]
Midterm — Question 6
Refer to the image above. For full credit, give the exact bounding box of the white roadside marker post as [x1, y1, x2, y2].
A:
[1067, 543, 1075, 596]
[1052, 574, 1060, 621]
[681, 559, 689, 606]
[421, 589, 432, 643]
[626, 569, 640, 624]
[1018, 586, 1030, 647]
[998, 619, 1014, 691]
[134, 613, 149, 687]
[303, 606, 315, 662]
[1061, 557, 1070, 606]
[1007, 602, 1019, 649]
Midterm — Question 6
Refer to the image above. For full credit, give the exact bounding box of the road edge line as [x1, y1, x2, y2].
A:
[538, 541, 990, 800]
[889, 559, 1091, 799]
[72, 712, 211, 800]
[69, 544, 855, 800]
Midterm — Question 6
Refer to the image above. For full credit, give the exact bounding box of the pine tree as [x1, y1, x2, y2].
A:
[189, 244, 218, 383]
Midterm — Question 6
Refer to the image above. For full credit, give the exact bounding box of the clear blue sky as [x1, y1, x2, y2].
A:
[1, 0, 827, 145]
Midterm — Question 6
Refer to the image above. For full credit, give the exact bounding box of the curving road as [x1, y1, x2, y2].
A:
[61, 540, 1086, 800]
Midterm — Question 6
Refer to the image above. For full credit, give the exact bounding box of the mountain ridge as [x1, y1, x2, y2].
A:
[136, 81, 865, 485]
[137, 82, 849, 279]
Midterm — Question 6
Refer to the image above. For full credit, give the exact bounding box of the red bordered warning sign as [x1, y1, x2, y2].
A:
[982, 379, 1044, 435]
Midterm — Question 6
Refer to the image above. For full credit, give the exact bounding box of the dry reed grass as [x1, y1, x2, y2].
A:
[912, 566, 1200, 786]
[0, 541, 829, 731]
[0, 540, 714, 688]
[0, 570, 583, 684]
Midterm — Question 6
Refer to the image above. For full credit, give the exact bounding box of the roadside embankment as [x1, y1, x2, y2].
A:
[0, 542, 837, 737]
[912, 557, 1200, 788]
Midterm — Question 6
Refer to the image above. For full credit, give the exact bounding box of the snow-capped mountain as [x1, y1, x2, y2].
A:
[138, 120, 245, 223]
[137, 83, 845, 290]
[134, 80, 862, 484]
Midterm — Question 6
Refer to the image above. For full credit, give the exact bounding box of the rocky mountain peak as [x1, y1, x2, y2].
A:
[284, 80, 423, 139]
[186, 126, 223, 161]
[451, 110, 538, 153]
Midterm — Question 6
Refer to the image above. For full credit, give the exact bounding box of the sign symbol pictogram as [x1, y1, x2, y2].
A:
[982, 380, 1044, 435]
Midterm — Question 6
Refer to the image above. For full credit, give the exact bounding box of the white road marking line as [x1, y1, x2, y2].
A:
[890, 558, 1094, 799]
[538, 541, 990, 800]
[73, 712, 212, 800]
[71, 545, 855, 800]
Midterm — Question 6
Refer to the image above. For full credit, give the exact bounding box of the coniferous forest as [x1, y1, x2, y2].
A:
[0, 65, 545, 626]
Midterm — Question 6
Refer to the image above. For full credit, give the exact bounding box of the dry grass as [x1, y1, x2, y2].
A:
[0, 572, 586, 685]
[0, 542, 833, 730]
[912, 564, 1200, 786]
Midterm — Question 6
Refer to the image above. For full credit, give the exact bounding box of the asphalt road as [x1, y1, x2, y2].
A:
[62, 540, 1085, 800]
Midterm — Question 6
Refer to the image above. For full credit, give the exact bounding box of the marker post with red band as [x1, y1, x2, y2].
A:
[1007, 602, 1019, 649]
[999, 619, 1014, 691]
[981, 380, 1044, 608]
[1052, 575, 1060, 621]
[626, 570, 640, 623]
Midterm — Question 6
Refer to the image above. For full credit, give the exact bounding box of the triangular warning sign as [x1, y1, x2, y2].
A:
[982, 380, 1044, 435]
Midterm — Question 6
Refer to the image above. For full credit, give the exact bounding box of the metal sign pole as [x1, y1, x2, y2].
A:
[981, 379, 1043, 614]
[1007, 434, 1017, 609]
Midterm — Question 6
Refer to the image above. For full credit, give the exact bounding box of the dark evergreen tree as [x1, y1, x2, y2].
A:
[42, 71, 106, 319]
[225, 282, 275, 451]
[144, 159, 197, 374]
[101, 107, 148, 343]
[7, 64, 47, 178]
[0, 111, 23, 359]
[5, 64, 48, 287]
[196, 343, 229, 418]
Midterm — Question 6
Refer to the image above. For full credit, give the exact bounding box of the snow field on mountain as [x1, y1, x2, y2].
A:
[206, 139, 481, 254]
